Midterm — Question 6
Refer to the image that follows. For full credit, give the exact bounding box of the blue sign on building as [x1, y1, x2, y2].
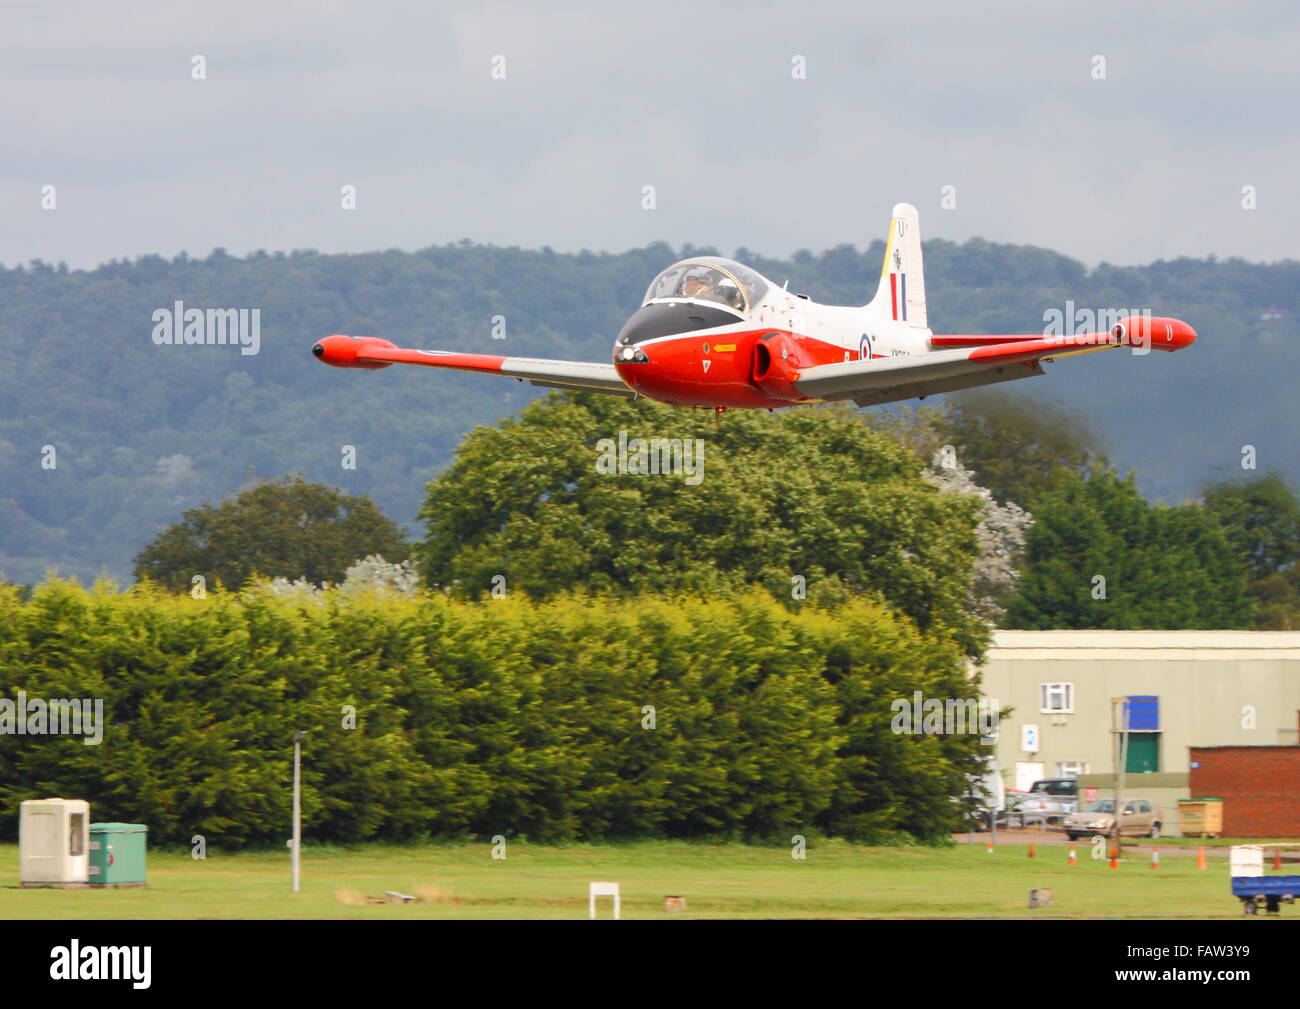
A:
[1125, 695, 1160, 731]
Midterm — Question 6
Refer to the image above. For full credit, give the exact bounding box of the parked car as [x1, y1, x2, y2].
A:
[1062, 798, 1164, 840]
[1018, 778, 1079, 824]
[963, 798, 1023, 832]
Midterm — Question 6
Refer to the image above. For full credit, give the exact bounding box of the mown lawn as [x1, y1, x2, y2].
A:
[0, 840, 1276, 919]
[1127, 837, 1299, 849]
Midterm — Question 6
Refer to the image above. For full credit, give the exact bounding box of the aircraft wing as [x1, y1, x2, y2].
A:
[793, 318, 1196, 407]
[312, 335, 633, 396]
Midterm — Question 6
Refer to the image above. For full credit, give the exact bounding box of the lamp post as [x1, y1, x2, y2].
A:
[292, 730, 307, 893]
[1110, 699, 1128, 858]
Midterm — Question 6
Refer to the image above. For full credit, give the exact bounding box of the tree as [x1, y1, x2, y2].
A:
[1004, 469, 1253, 629]
[1246, 568, 1300, 630]
[1200, 473, 1300, 630]
[133, 476, 409, 592]
[925, 451, 1032, 624]
[932, 390, 1107, 508]
[1202, 472, 1300, 583]
[0, 580, 984, 846]
[5, 240, 1300, 589]
[416, 392, 988, 653]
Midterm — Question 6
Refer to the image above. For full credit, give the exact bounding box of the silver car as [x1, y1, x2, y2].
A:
[1018, 778, 1078, 825]
[1062, 798, 1164, 840]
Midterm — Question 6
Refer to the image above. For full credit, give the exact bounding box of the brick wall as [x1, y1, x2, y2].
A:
[1188, 744, 1300, 837]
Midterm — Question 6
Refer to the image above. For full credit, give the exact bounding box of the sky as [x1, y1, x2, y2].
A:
[1, 0, 1297, 271]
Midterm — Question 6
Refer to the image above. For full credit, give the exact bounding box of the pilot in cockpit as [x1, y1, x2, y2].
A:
[683, 271, 716, 299]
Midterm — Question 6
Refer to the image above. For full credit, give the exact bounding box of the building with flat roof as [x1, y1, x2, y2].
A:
[975, 632, 1300, 810]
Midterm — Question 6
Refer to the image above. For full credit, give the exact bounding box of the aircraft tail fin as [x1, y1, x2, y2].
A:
[868, 202, 928, 330]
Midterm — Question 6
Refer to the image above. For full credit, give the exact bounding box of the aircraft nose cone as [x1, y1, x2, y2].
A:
[312, 343, 325, 357]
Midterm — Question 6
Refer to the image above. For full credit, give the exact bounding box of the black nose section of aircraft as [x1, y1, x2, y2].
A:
[312, 343, 325, 358]
[617, 302, 741, 345]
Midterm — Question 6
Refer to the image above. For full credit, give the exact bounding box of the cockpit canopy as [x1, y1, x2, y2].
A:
[643, 257, 770, 317]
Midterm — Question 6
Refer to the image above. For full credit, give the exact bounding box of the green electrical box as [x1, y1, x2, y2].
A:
[88, 823, 147, 887]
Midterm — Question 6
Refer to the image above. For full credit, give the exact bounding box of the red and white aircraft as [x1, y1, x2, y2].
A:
[313, 203, 1196, 409]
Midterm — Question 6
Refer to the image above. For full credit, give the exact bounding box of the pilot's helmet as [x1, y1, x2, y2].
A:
[715, 276, 741, 306]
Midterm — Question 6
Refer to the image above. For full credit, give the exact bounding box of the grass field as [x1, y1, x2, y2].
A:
[4, 839, 1291, 920]
[1126, 837, 1297, 849]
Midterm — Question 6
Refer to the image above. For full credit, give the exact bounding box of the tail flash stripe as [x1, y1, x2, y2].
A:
[869, 204, 927, 329]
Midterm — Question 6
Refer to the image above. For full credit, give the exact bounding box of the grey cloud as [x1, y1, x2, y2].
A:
[2, 0, 1296, 269]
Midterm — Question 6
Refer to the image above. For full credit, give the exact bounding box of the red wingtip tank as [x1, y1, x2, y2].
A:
[311, 335, 398, 369]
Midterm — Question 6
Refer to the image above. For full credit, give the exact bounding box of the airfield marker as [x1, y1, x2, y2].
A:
[1150, 848, 1159, 869]
[1068, 847, 1076, 865]
[1275, 848, 1283, 870]
[1109, 847, 1119, 870]
[1196, 846, 1207, 870]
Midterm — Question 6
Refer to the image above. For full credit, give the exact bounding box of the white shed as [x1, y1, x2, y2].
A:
[19, 798, 90, 886]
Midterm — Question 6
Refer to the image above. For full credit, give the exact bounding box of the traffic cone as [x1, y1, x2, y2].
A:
[1109, 847, 1119, 869]
[1028, 843, 1035, 859]
[1068, 847, 1077, 865]
[986, 840, 994, 854]
[1275, 848, 1283, 870]
[1196, 846, 1206, 871]
[1151, 848, 1159, 869]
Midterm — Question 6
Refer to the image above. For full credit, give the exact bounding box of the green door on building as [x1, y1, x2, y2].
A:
[1125, 732, 1160, 773]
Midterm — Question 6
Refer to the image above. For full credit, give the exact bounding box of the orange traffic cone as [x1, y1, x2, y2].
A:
[1068, 847, 1077, 865]
[1151, 848, 1159, 869]
[1109, 847, 1119, 869]
[1196, 846, 1207, 871]
[1275, 849, 1283, 870]
[986, 840, 994, 854]
[1028, 843, 1035, 859]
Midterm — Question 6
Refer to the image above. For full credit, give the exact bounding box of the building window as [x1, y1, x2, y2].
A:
[1040, 682, 1074, 713]
[1055, 761, 1089, 778]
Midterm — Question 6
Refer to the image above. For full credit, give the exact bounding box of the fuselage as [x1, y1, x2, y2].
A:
[611, 256, 928, 408]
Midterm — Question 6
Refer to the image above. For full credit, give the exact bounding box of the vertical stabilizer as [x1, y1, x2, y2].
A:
[869, 202, 928, 330]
